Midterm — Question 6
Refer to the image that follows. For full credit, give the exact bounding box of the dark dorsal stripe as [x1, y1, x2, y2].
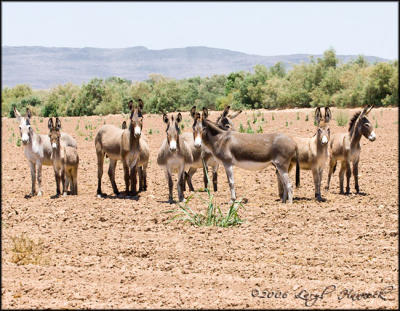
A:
[349, 111, 369, 136]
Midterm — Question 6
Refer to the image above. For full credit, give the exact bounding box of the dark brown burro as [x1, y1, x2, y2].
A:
[193, 108, 299, 203]
[326, 105, 376, 194]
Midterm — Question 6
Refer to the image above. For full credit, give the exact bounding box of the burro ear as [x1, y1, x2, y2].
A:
[190, 106, 197, 119]
[121, 120, 127, 129]
[14, 106, 22, 121]
[222, 105, 230, 117]
[163, 113, 169, 124]
[324, 107, 332, 123]
[228, 110, 242, 119]
[55, 117, 61, 130]
[128, 100, 134, 111]
[176, 112, 182, 123]
[314, 107, 322, 125]
[26, 107, 32, 119]
[359, 105, 370, 119]
[48, 117, 54, 130]
[202, 107, 209, 119]
[138, 98, 144, 111]
[366, 105, 374, 115]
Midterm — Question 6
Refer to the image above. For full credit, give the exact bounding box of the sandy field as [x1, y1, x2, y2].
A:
[2, 107, 398, 309]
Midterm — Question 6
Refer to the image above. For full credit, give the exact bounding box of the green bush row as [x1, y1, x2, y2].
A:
[2, 49, 398, 117]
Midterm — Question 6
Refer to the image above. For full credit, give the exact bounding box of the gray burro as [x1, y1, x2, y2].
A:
[191, 107, 300, 204]
[326, 105, 376, 195]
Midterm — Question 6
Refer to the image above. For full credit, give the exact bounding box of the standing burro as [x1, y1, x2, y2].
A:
[95, 99, 145, 197]
[14, 107, 77, 197]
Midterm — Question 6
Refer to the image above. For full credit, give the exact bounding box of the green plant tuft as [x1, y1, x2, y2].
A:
[165, 159, 245, 227]
[335, 110, 349, 127]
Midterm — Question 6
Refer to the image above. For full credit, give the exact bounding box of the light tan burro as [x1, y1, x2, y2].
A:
[14, 107, 77, 197]
[48, 117, 79, 195]
[291, 107, 332, 202]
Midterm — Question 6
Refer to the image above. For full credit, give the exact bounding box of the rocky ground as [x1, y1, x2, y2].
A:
[2, 107, 398, 309]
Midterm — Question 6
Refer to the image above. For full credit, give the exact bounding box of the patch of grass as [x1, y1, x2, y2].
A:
[296, 112, 300, 120]
[305, 114, 309, 122]
[261, 113, 265, 122]
[335, 110, 349, 127]
[256, 125, 263, 133]
[148, 129, 153, 135]
[246, 120, 254, 134]
[285, 120, 288, 127]
[75, 124, 79, 131]
[10, 233, 49, 266]
[239, 123, 245, 133]
[375, 119, 378, 128]
[39, 117, 43, 123]
[181, 124, 185, 130]
[165, 160, 245, 227]
[272, 114, 275, 121]
[16, 138, 21, 147]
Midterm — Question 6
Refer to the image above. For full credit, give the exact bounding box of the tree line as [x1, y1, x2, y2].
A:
[2, 48, 398, 118]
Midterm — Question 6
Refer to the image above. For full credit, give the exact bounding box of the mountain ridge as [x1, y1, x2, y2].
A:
[2, 45, 391, 89]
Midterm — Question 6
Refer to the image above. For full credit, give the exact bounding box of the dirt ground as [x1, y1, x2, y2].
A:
[2, 107, 398, 309]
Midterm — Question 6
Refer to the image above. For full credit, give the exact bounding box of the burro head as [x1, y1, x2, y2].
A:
[360, 106, 376, 141]
[14, 107, 33, 145]
[190, 106, 203, 148]
[216, 105, 242, 130]
[48, 117, 62, 149]
[315, 107, 332, 145]
[163, 112, 182, 152]
[128, 99, 144, 138]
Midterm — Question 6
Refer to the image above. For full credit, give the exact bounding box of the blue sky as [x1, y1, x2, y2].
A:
[2, 2, 398, 59]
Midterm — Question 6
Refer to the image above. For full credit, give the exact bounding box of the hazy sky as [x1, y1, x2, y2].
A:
[2, 2, 398, 59]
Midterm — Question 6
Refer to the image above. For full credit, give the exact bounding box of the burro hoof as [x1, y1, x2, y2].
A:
[37, 191, 43, 196]
[63, 192, 68, 197]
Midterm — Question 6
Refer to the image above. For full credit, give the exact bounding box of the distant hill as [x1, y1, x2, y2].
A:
[1, 46, 390, 89]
